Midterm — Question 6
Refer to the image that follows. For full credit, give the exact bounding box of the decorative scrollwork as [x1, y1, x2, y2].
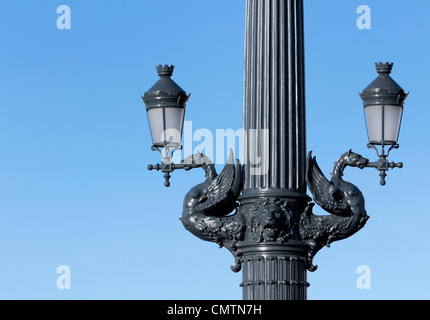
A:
[182, 213, 246, 249]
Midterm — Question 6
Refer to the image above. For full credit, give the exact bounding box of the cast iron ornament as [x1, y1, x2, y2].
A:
[180, 149, 371, 274]
[249, 198, 295, 244]
[180, 150, 246, 272]
[301, 150, 370, 271]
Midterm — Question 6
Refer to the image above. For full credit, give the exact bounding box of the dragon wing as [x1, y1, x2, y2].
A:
[195, 149, 242, 216]
[306, 152, 350, 216]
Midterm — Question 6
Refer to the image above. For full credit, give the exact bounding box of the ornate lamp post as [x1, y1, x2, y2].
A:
[142, 0, 408, 300]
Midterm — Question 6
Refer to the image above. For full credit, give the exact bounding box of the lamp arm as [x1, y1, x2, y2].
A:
[148, 160, 203, 187]
[365, 161, 403, 169]
[364, 144, 403, 186]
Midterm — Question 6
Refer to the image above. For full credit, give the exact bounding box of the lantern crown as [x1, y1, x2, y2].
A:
[375, 62, 393, 76]
[156, 65, 175, 78]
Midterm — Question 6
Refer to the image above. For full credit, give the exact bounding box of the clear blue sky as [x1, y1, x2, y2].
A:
[0, 0, 428, 300]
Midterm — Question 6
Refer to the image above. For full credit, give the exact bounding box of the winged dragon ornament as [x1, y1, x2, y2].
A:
[180, 149, 245, 272]
[300, 150, 370, 271]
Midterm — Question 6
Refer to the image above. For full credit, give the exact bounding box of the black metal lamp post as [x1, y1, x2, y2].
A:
[142, 0, 408, 300]
[360, 62, 409, 185]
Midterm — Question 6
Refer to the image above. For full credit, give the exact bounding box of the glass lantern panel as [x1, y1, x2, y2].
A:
[365, 105, 383, 144]
[164, 107, 185, 146]
[147, 108, 165, 147]
[383, 105, 403, 144]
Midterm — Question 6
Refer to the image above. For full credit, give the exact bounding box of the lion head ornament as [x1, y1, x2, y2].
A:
[249, 198, 293, 243]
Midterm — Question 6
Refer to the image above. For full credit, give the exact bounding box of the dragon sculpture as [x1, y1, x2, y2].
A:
[300, 150, 370, 271]
[179, 149, 371, 273]
[180, 150, 245, 271]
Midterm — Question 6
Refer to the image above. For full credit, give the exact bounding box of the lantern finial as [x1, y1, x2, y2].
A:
[156, 65, 175, 78]
[375, 62, 393, 76]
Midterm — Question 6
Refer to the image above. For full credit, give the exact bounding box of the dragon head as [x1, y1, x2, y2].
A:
[343, 150, 369, 169]
[182, 151, 211, 166]
[182, 152, 216, 177]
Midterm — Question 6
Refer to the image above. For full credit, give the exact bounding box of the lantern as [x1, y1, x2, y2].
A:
[142, 65, 190, 149]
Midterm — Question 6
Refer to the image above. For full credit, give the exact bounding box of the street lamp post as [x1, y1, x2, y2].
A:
[143, 0, 408, 300]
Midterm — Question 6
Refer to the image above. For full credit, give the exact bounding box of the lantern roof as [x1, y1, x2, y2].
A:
[359, 62, 409, 107]
[142, 65, 190, 109]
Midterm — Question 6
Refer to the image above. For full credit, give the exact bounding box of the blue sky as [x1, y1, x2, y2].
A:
[0, 0, 428, 300]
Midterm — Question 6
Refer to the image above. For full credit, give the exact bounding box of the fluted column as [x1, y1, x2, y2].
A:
[240, 245, 309, 300]
[242, 0, 307, 199]
[238, 0, 309, 300]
